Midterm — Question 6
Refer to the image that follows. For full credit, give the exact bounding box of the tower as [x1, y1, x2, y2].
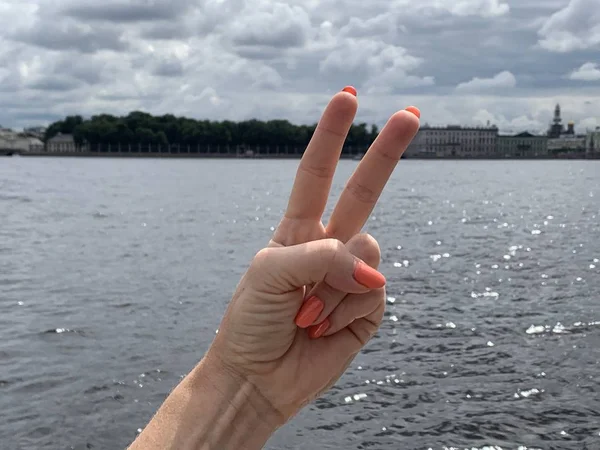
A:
[548, 103, 564, 138]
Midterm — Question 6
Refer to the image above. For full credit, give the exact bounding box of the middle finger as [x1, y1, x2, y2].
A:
[326, 108, 420, 243]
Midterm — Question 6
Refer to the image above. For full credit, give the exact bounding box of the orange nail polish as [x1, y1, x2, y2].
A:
[405, 106, 420, 118]
[308, 319, 330, 339]
[342, 86, 357, 96]
[353, 261, 386, 289]
[295, 296, 324, 328]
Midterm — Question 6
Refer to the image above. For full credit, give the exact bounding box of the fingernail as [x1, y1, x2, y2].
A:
[342, 86, 357, 96]
[295, 296, 324, 328]
[353, 261, 386, 289]
[405, 106, 420, 118]
[308, 319, 330, 339]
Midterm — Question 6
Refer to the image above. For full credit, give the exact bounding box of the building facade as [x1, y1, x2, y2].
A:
[544, 103, 586, 156]
[0, 131, 43, 151]
[547, 135, 586, 155]
[46, 133, 78, 152]
[405, 125, 498, 158]
[497, 132, 548, 158]
[585, 128, 600, 158]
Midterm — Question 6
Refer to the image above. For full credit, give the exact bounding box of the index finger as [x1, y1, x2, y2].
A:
[326, 108, 420, 242]
[284, 87, 358, 220]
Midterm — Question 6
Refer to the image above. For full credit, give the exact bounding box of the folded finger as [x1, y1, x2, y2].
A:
[250, 237, 385, 296]
[294, 233, 380, 329]
[309, 287, 385, 340]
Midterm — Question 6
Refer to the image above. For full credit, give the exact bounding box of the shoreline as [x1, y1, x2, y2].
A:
[2, 151, 597, 160]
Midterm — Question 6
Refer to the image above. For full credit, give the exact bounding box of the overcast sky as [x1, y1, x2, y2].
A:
[1, 0, 599, 133]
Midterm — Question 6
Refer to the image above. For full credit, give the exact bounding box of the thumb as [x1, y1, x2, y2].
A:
[248, 239, 386, 294]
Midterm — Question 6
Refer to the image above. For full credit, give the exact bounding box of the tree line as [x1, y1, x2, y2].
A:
[44, 112, 380, 153]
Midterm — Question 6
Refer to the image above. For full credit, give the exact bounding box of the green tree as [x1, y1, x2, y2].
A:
[45, 112, 381, 155]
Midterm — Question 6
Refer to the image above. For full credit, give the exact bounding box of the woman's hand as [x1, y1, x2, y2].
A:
[210, 235, 387, 425]
[271, 89, 420, 335]
[129, 89, 420, 450]
[130, 238, 390, 450]
[209, 90, 420, 423]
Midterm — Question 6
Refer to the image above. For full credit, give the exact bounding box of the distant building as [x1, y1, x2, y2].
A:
[497, 132, 548, 158]
[545, 104, 586, 156]
[547, 103, 576, 138]
[46, 133, 77, 152]
[405, 124, 498, 158]
[547, 104, 564, 138]
[586, 127, 600, 158]
[548, 134, 586, 156]
[0, 133, 43, 151]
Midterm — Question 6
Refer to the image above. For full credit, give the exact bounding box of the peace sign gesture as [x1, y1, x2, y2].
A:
[271, 88, 420, 337]
[206, 87, 420, 423]
[129, 88, 420, 450]
[273, 87, 420, 247]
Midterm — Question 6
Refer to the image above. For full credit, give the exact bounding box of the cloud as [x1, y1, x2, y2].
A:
[153, 59, 185, 77]
[455, 71, 517, 93]
[228, 3, 311, 49]
[438, 0, 510, 17]
[569, 62, 600, 81]
[27, 76, 84, 92]
[0, 0, 598, 137]
[61, 0, 195, 22]
[13, 21, 129, 53]
[538, 0, 600, 52]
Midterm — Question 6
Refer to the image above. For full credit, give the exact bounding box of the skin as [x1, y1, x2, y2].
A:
[128, 90, 420, 450]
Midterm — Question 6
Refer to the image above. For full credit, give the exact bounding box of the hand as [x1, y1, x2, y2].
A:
[271, 88, 420, 334]
[131, 238, 390, 450]
[208, 89, 420, 424]
[129, 89, 421, 450]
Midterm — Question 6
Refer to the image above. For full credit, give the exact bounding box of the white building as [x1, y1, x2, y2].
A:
[405, 125, 499, 158]
[547, 134, 586, 155]
[46, 133, 78, 152]
[0, 132, 43, 152]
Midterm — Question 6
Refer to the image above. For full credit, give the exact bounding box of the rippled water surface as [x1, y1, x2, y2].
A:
[1, 157, 599, 450]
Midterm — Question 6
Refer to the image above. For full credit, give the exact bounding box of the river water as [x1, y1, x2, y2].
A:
[1, 157, 599, 450]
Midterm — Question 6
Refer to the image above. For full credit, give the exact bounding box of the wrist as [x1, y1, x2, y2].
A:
[186, 352, 283, 449]
[129, 352, 282, 450]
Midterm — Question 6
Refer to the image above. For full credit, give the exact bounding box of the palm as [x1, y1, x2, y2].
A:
[241, 289, 355, 416]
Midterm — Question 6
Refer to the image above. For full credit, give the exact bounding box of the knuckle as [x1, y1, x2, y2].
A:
[298, 161, 335, 179]
[344, 181, 378, 204]
[347, 233, 381, 266]
[312, 239, 345, 275]
[252, 247, 275, 271]
[320, 238, 344, 261]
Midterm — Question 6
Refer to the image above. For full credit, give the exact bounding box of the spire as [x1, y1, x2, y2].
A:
[553, 104, 562, 125]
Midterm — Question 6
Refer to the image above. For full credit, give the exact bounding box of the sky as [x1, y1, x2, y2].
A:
[0, 0, 599, 134]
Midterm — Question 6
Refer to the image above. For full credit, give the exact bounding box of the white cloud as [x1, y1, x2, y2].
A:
[0, 0, 598, 135]
[455, 71, 517, 93]
[538, 0, 600, 52]
[227, 3, 311, 49]
[386, 0, 509, 18]
[440, 0, 510, 17]
[569, 62, 600, 81]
